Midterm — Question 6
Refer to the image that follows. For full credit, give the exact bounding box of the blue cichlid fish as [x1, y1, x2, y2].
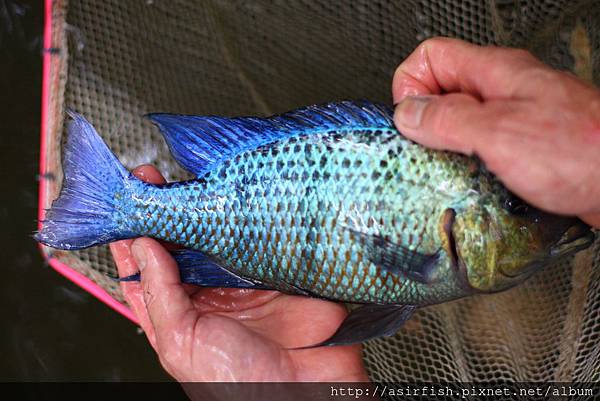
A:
[36, 101, 594, 347]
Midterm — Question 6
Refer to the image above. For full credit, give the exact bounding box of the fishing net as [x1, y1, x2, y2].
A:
[40, 0, 600, 384]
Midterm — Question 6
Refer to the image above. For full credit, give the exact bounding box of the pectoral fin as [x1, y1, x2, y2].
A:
[347, 229, 440, 284]
[294, 304, 416, 349]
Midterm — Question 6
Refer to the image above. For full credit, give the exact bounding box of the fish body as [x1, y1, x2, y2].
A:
[37, 101, 594, 346]
[123, 128, 466, 305]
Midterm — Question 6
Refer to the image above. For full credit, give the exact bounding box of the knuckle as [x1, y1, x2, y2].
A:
[486, 46, 539, 68]
[504, 47, 537, 62]
[478, 123, 518, 175]
[392, 63, 410, 84]
[514, 66, 562, 95]
[160, 346, 185, 370]
[486, 48, 544, 83]
[413, 36, 451, 58]
[431, 99, 454, 129]
[531, 67, 561, 84]
[422, 36, 453, 48]
[142, 281, 157, 309]
[419, 36, 456, 57]
[429, 99, 460, 144]
[157, 351, 185, 379]
[155, 319, 200, 380]
[581, 96, 600, 144]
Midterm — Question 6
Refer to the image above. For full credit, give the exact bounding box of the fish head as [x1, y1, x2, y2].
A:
[448, 192, 595, 293]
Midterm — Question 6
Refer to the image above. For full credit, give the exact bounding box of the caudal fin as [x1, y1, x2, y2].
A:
[36, 111, 134, 250]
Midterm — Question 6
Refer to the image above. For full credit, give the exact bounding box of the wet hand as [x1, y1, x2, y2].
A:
[392, 37, 600, 228]
[109, 165, 368, 383]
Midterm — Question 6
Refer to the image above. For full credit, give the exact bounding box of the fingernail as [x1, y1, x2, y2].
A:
[394, 95, 436, 129]
[131, 240, 147, 271]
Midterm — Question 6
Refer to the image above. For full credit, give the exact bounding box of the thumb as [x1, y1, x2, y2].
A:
[393, 93, 515, 156]
[132, 238, 195, 347]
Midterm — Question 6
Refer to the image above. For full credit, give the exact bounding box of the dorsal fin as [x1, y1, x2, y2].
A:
[146, 100, 393, 176]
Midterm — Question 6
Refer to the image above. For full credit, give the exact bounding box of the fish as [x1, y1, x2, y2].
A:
[36, 100, 595, 347]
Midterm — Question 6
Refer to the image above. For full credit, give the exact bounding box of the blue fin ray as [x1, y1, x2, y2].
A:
[35, 111, 135, 250]
[118, 250, 271, 289]
[147, 100, 393, 176]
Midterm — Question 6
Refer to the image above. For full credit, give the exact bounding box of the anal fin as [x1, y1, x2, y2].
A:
[293, 304, 417, 349]
[118, 249, 271, 289]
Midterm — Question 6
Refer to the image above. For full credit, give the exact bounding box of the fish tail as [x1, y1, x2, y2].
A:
[35, 111, 136, 250]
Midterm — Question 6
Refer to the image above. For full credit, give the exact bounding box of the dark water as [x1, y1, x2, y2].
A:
[0, 0, 169, 381]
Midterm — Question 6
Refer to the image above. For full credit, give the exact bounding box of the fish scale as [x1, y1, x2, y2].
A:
[119, 128, 467, 304]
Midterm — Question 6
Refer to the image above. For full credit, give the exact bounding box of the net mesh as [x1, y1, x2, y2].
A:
[41, 0, 600, 383]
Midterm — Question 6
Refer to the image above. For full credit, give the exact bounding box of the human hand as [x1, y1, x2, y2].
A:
[109, 165, 368, 384]
[392, 37, 600, 228]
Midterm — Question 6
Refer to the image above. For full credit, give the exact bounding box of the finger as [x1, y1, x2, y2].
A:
[111, 164, 165, 276]
[110, 241, 158, 350]
[110, 164, 166, 349]
[132, 237, 196, 348]
[220, 294, 368, 381]
[191, 287, 281, 314]
[393, 93, 600, 215]
[111, 239, 138, 277]
[393, 93, 543, 193]
[131, 164, 166, 185]
[393, 93, 539, 193]
[392, 37, 547, 104]
[235, 294, 349, 347]
[580, 212, 600, 229]
[393, 92, 523, 156]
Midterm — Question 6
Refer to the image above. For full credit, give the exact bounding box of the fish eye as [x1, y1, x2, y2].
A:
[503, 194, 530, 216]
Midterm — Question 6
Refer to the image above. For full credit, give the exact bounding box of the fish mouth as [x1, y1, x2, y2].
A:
[449, 212, 596, 292]
[499, 220, 595, 280]
[549, 221, 595, 257]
